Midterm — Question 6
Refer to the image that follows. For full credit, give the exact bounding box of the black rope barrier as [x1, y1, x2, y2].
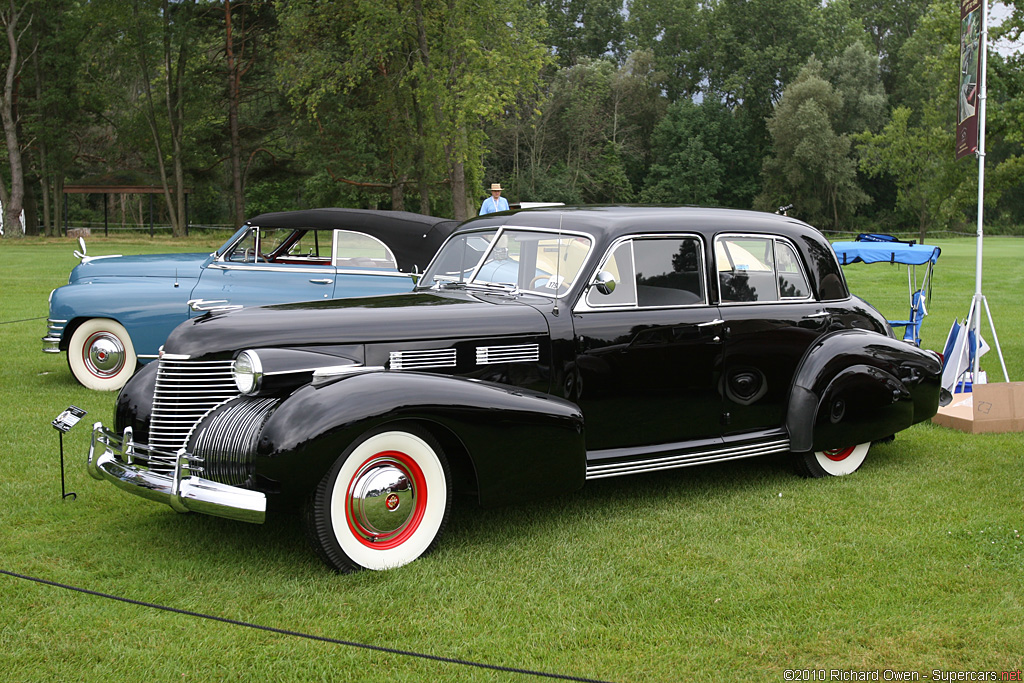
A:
[1, 568, 614, 683]
[0, 316, 46, 325]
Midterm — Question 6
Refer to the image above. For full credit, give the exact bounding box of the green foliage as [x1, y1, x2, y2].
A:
[641, 99, 735, 206]
[1, 0, 1022, 232]
[759, 60, 869, 228]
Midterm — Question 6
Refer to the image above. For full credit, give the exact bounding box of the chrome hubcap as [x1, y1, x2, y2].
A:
[348, 460, 416, 541]
[85, 332, 125, 378]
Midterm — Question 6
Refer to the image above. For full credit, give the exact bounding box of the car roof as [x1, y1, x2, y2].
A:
[459, 205, 819, 244]
[246, 208, 460, 272]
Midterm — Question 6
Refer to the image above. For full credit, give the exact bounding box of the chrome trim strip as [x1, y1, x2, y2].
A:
[389, 349, 457, 370]
[585, 439, 790, 480]
[476, 344, 540, 365]
[207, 263, 409, 277]
[89, 423, 265, 524]
[311, 365, 386, 385]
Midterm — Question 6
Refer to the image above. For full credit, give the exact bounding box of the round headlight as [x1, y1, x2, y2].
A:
[233, 350, 263, 394]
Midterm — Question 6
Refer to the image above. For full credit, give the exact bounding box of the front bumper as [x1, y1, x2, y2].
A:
[88, 423, 266, 524]
[42, 318, 67, 353]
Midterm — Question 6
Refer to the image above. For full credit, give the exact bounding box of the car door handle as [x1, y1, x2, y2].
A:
[803, 311, 830, 319]
[309, 278, 334, 285]
[697, 318, 725, 327]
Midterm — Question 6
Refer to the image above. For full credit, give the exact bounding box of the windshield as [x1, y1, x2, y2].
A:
[419, 227, 593, 297]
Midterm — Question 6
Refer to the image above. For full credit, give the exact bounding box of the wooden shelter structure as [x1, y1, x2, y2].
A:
[63, 184, 192, 236]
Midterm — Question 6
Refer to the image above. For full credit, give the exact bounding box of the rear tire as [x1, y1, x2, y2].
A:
[795, 442, 871, 478]
[305, 425, 452, 572]
[67, 318, 137, 391]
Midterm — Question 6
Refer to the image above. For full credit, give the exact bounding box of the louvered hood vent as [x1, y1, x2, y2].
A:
[389, 348, 457, 370]
[476, 343, 540, 365]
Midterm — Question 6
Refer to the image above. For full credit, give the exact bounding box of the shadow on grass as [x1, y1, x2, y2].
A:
[90, 437, 911, 576]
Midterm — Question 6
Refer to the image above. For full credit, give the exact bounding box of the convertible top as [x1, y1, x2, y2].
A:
[247, 208, 460, 272]
[831, 240, 941, 266]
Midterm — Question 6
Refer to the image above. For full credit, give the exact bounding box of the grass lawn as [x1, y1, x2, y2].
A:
[1, 234, 1022, 682]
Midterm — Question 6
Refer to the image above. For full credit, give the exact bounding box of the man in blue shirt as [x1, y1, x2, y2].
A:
[479, 183, 509, 215]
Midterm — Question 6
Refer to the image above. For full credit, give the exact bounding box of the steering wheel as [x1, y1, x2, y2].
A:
[530, 275, 568, 295]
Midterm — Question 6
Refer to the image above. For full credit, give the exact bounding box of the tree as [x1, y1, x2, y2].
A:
[276, 0, 547, 219]
[0, 0, 32, 238]
[541, 0, 627, 67]
[855, 107, 950, 241]
[758, 59, 868, 228]
[641, 99, 731, 206]
[626, 0, 703, 101]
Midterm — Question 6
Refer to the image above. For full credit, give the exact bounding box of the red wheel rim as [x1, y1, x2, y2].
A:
[345, 450, 428, 550]
[823, 446, 855, 462]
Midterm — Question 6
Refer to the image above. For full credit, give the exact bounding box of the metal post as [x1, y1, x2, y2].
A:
[149, 193, 154, 238]
[104, 192, 109, 237]
[969, 0, 1009, 383]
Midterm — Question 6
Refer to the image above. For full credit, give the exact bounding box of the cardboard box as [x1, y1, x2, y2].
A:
[932, 381, 1024, 434]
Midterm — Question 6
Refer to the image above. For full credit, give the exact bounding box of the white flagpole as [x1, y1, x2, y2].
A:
[970, 0, 1010, 383]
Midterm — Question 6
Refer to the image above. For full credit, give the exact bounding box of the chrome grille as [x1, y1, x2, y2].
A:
[389, 348, 457, 370]
[151, 358, 239, 457]
[476, 343, 540, 365]
[191, 398, 278, 486]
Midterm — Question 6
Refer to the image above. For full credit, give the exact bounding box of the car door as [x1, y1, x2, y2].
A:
[572, 235, 725, 452]
[188, 228, 412, 315]
[714, 234, 831, 436]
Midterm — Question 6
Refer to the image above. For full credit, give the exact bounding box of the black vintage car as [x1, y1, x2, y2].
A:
[88, 207, 944, 572]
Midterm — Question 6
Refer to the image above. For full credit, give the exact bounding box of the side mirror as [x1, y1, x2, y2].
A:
[593, 270, 616, 295]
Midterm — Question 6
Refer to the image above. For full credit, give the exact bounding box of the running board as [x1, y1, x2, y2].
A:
[586, 438, 791, 480]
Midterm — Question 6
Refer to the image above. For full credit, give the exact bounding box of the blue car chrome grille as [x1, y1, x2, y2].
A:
[150, 358, 239, 455]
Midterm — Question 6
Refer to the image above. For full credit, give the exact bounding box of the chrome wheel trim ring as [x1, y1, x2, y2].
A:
[84, 331, 126, 378]
[346, 455, 422, 544]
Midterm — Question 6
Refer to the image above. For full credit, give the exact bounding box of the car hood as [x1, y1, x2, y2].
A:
[69, 252, 212, 283]
[163, 290, 551, 357]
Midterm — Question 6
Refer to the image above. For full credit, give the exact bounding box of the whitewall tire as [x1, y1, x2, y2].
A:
[67, 318, 137, 391]
[305, 426, 452, 572]
[797, 442, 871, 478]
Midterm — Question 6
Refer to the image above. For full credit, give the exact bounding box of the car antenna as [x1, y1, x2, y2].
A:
[553, 214, 562, 316]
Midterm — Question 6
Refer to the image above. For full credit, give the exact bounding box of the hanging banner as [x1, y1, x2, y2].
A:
[956, 0, 982, 159]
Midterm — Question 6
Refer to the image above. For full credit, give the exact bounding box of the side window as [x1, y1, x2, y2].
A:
[282, 230, 330, 261]
[717, 236, 777, 302]
[586, 240, 636, 307]
[225, 227, 258, 263]
[333, 230, 398, 270]
[775, 241, 810, 299]
[633, 237, 705, 307]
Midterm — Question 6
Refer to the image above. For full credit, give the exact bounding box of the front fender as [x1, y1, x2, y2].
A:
[255, 371, 585, 507]
[49, 280, 196, 359]
[787, 330, 942, 452]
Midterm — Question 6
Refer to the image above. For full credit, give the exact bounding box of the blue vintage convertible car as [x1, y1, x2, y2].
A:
[44, 208, 458, 390]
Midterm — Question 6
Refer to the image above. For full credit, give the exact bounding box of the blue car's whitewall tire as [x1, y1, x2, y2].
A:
[67, 318, 137, 391]
[796, 442, 871, 478]
[305, 426, 452, 572]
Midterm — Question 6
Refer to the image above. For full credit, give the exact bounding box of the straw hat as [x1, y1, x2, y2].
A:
[488, 183, 503, 192]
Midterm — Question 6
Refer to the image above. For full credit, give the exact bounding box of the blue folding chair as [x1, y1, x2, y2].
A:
[831, 236, 940, 348]
[888, 289, 927, 346]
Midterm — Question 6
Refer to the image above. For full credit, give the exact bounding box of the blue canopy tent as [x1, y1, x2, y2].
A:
[831, 235, 941, 346]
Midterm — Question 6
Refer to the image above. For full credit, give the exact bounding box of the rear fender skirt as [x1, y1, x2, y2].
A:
[786, 330, 942, 452]
[254, 371, 585, 507]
